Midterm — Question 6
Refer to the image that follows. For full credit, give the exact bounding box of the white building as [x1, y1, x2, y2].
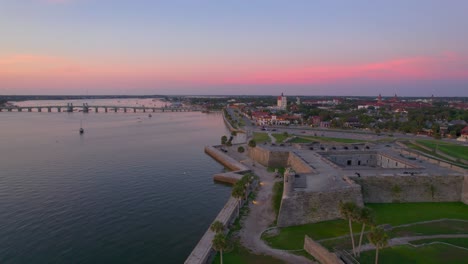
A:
[277, 93, 287, 110]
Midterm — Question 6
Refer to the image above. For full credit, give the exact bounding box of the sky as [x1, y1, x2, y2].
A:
[1, 0, 468, 96]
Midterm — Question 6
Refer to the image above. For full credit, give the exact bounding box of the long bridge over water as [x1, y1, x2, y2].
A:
[0, 103, 200, 113]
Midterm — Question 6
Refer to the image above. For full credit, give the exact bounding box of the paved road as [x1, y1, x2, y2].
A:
[245, 124, 466, 145]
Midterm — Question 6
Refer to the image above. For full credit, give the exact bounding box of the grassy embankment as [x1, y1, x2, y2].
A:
[359, 243, 468, 264]
[263, 203, 468, 250]
[253, 132, 270, 143]
[403, 140, 468, 168]
[415, 139, 468, 161]
[271, 133, 289, 143]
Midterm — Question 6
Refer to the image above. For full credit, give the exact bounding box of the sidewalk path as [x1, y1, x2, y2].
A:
[238, 159, 314, 264]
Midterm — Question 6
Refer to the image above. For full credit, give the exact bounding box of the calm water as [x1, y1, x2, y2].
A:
[0, 100, 236, 264]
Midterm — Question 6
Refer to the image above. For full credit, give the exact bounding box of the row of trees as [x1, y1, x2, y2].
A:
[211, 173, 255, 264]
[339, 202, 388, 264]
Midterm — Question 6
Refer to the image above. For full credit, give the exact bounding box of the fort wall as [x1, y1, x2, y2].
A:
[277, 185, 363, 227]
[352, 175, 464, 203]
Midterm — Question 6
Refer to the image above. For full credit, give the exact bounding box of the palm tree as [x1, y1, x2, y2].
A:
[210, 220, 224, 234]
[221, 135, 227, 145]
[339, 201, 359, 256]
[367, 227, 388, 264]
[212, 233, 227, 264]
[248, 139, 256, 148]
[357, 207, 375, 257]
[231, 185, 245, 216]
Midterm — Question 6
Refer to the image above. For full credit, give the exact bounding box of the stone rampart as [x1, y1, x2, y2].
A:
[248, 146, 289, 168]
[304, 235, 343, 264]
[248, 146, 314, 173]
[352, 175, 464, 203]
[277, 185, 363, 227]
[288, 152, 314, 174]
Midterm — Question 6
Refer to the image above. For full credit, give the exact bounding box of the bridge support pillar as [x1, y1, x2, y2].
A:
[57, 107, 61, 112]
[38, 108, 42, 112]
[83, 103, 89, 113]
[124, 108, 127, 113]
[105, 107, 108, 113]
[114, 108, 117, 113]
[28, 108, 32, 112]
[134, 108, 136, 113]
[143, 108, 146, 113]
[153, 108, 155, 112]
[48, 107, 51, 112]
[67, 103, 73, 113]
[18, 108, 22, 112]
[95, 107, 98, 113]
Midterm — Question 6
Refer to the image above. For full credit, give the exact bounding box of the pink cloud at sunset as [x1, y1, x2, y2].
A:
[1, 52, 467, 90]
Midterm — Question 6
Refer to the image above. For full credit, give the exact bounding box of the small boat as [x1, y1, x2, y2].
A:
[79, 120, 84, 134]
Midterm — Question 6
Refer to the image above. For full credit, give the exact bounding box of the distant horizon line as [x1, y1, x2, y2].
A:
[1, 94, 467, 99]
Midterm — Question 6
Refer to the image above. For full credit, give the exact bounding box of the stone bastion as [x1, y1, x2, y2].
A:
[248, 143, 467, 227]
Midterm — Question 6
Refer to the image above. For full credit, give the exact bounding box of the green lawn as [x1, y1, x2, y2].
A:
[271, 133, 289, 143]
[368, 203, 468, 225]
[359, 244, 468, 264]
[289, 135, 366, 144]
[263, 203, 468, 250]
[253, 132, 270, 143]
[416, 140, 468, 161]
[391, 220, 468, 237]
[212, 241, 284, 264]
[411, 238, 468, 248]
[263, 219, 363, 250]
[404, 142, 468, 169]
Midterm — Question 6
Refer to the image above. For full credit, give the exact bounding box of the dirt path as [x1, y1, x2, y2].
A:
[360, 234, 468, 252]
[238, 160, 314, 264]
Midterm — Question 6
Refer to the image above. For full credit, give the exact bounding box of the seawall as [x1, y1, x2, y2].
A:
[185, 146, 254, 264]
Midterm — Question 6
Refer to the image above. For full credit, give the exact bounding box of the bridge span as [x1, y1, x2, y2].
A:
[0, 103, 200, 113]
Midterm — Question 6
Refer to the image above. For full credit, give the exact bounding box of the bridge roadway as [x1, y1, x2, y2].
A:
[0, 104, 200, 113]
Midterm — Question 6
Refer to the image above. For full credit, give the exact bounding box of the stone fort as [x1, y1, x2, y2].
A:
[248, 142, 468, 227]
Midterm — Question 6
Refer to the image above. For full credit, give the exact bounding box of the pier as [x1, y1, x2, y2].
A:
[0, 103, 200, 113]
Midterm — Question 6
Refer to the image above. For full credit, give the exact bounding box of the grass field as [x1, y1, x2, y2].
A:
[416, 139, 468, 161]
[289, 135, 366, 144]
[411, 237, 468, 248]
[253, 132, 270, 143]
[367, 203, 468, 225]
[404, 141, 468, 169]
[391, 220, 468, 237]
[263, 203, 468, 250]
[359, 244, 468, 264]
[271, 133, 289, 143]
